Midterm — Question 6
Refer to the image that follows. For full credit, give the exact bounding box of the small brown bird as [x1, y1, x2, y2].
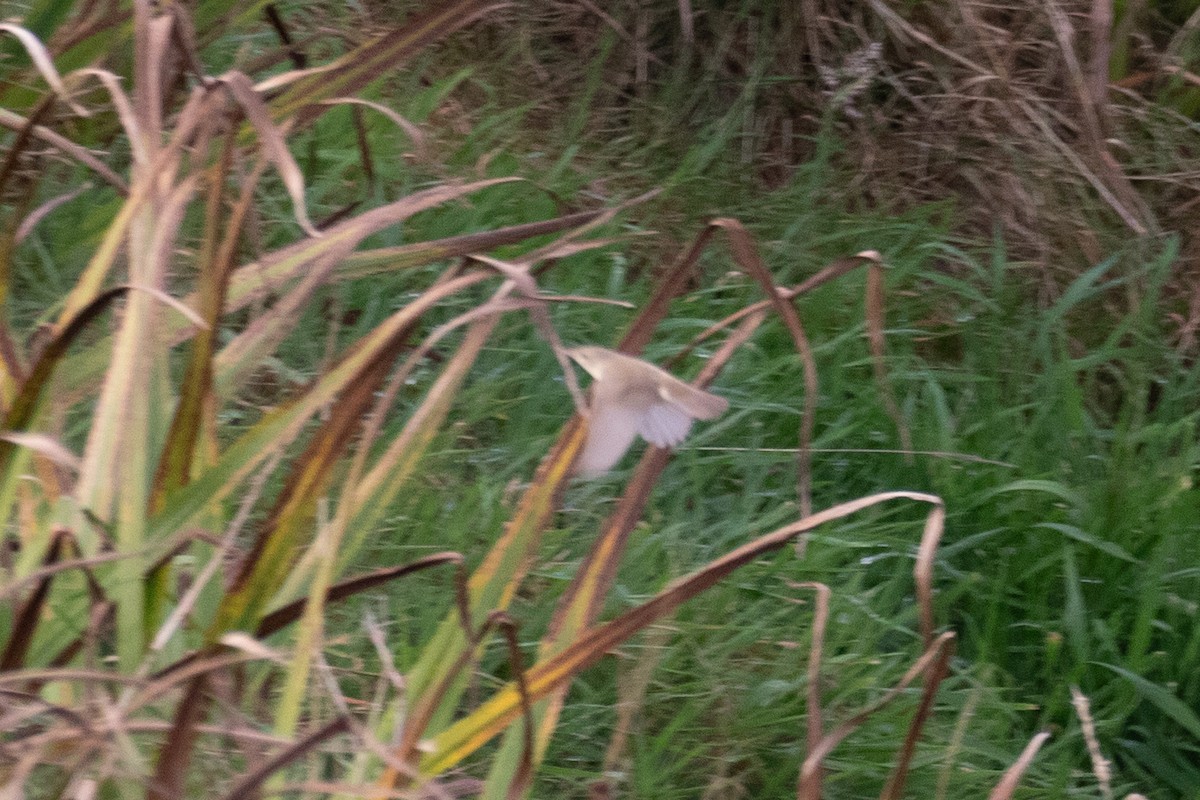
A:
[566, 346, 729, 476]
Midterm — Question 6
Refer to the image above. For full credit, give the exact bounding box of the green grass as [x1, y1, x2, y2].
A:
[282, 154, 1196, 796]
[4, 3, 1197, 797]
[266, 29, 1200, 796]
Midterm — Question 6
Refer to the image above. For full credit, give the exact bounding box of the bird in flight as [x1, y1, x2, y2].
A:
[566, 346, 729, 476]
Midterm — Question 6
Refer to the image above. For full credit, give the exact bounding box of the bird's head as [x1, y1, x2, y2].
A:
[565, 346, 610, 379]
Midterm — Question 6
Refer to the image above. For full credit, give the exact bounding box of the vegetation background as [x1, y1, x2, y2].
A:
[0, 1, 1197, 799]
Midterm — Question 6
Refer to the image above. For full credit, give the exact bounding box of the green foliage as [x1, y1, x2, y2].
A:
[3, 2, 1198, 800]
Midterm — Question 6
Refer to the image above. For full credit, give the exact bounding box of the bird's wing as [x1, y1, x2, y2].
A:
[576, 400, 642, 476]
[637, 402, 694, 448]
[657, 379, 729, 420]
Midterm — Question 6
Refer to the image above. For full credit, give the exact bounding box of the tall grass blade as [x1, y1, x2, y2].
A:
[221, 717, 353, 800]
[147, 272, 490, 549]
[211, 333, 412, 638]
[256, 554, 464, 639]
[149, 674, 209, 800]
[1098, 664, 1200, 739]
[424, 493, 944, 775]
[337, 316, 501, 569]
[798, 632, 957, 799]
[267, 0, 495, 128]
[987, 731, 1052, 800]
[0, 287, 129, 481]
[879, 634, 955, 799]
[799, 582, 831, 796]
[274, 316, 500, 740]
[150, 136, 251, 509]
[864, 254, 913, 459]
[0, 23, 89, 116]
[0, 529, 68, 670]
[54, 180, 520, 398]
[711, 218, 818, 516]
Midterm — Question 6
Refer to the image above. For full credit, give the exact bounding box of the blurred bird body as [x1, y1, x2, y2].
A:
[566, 346, 729, 476]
